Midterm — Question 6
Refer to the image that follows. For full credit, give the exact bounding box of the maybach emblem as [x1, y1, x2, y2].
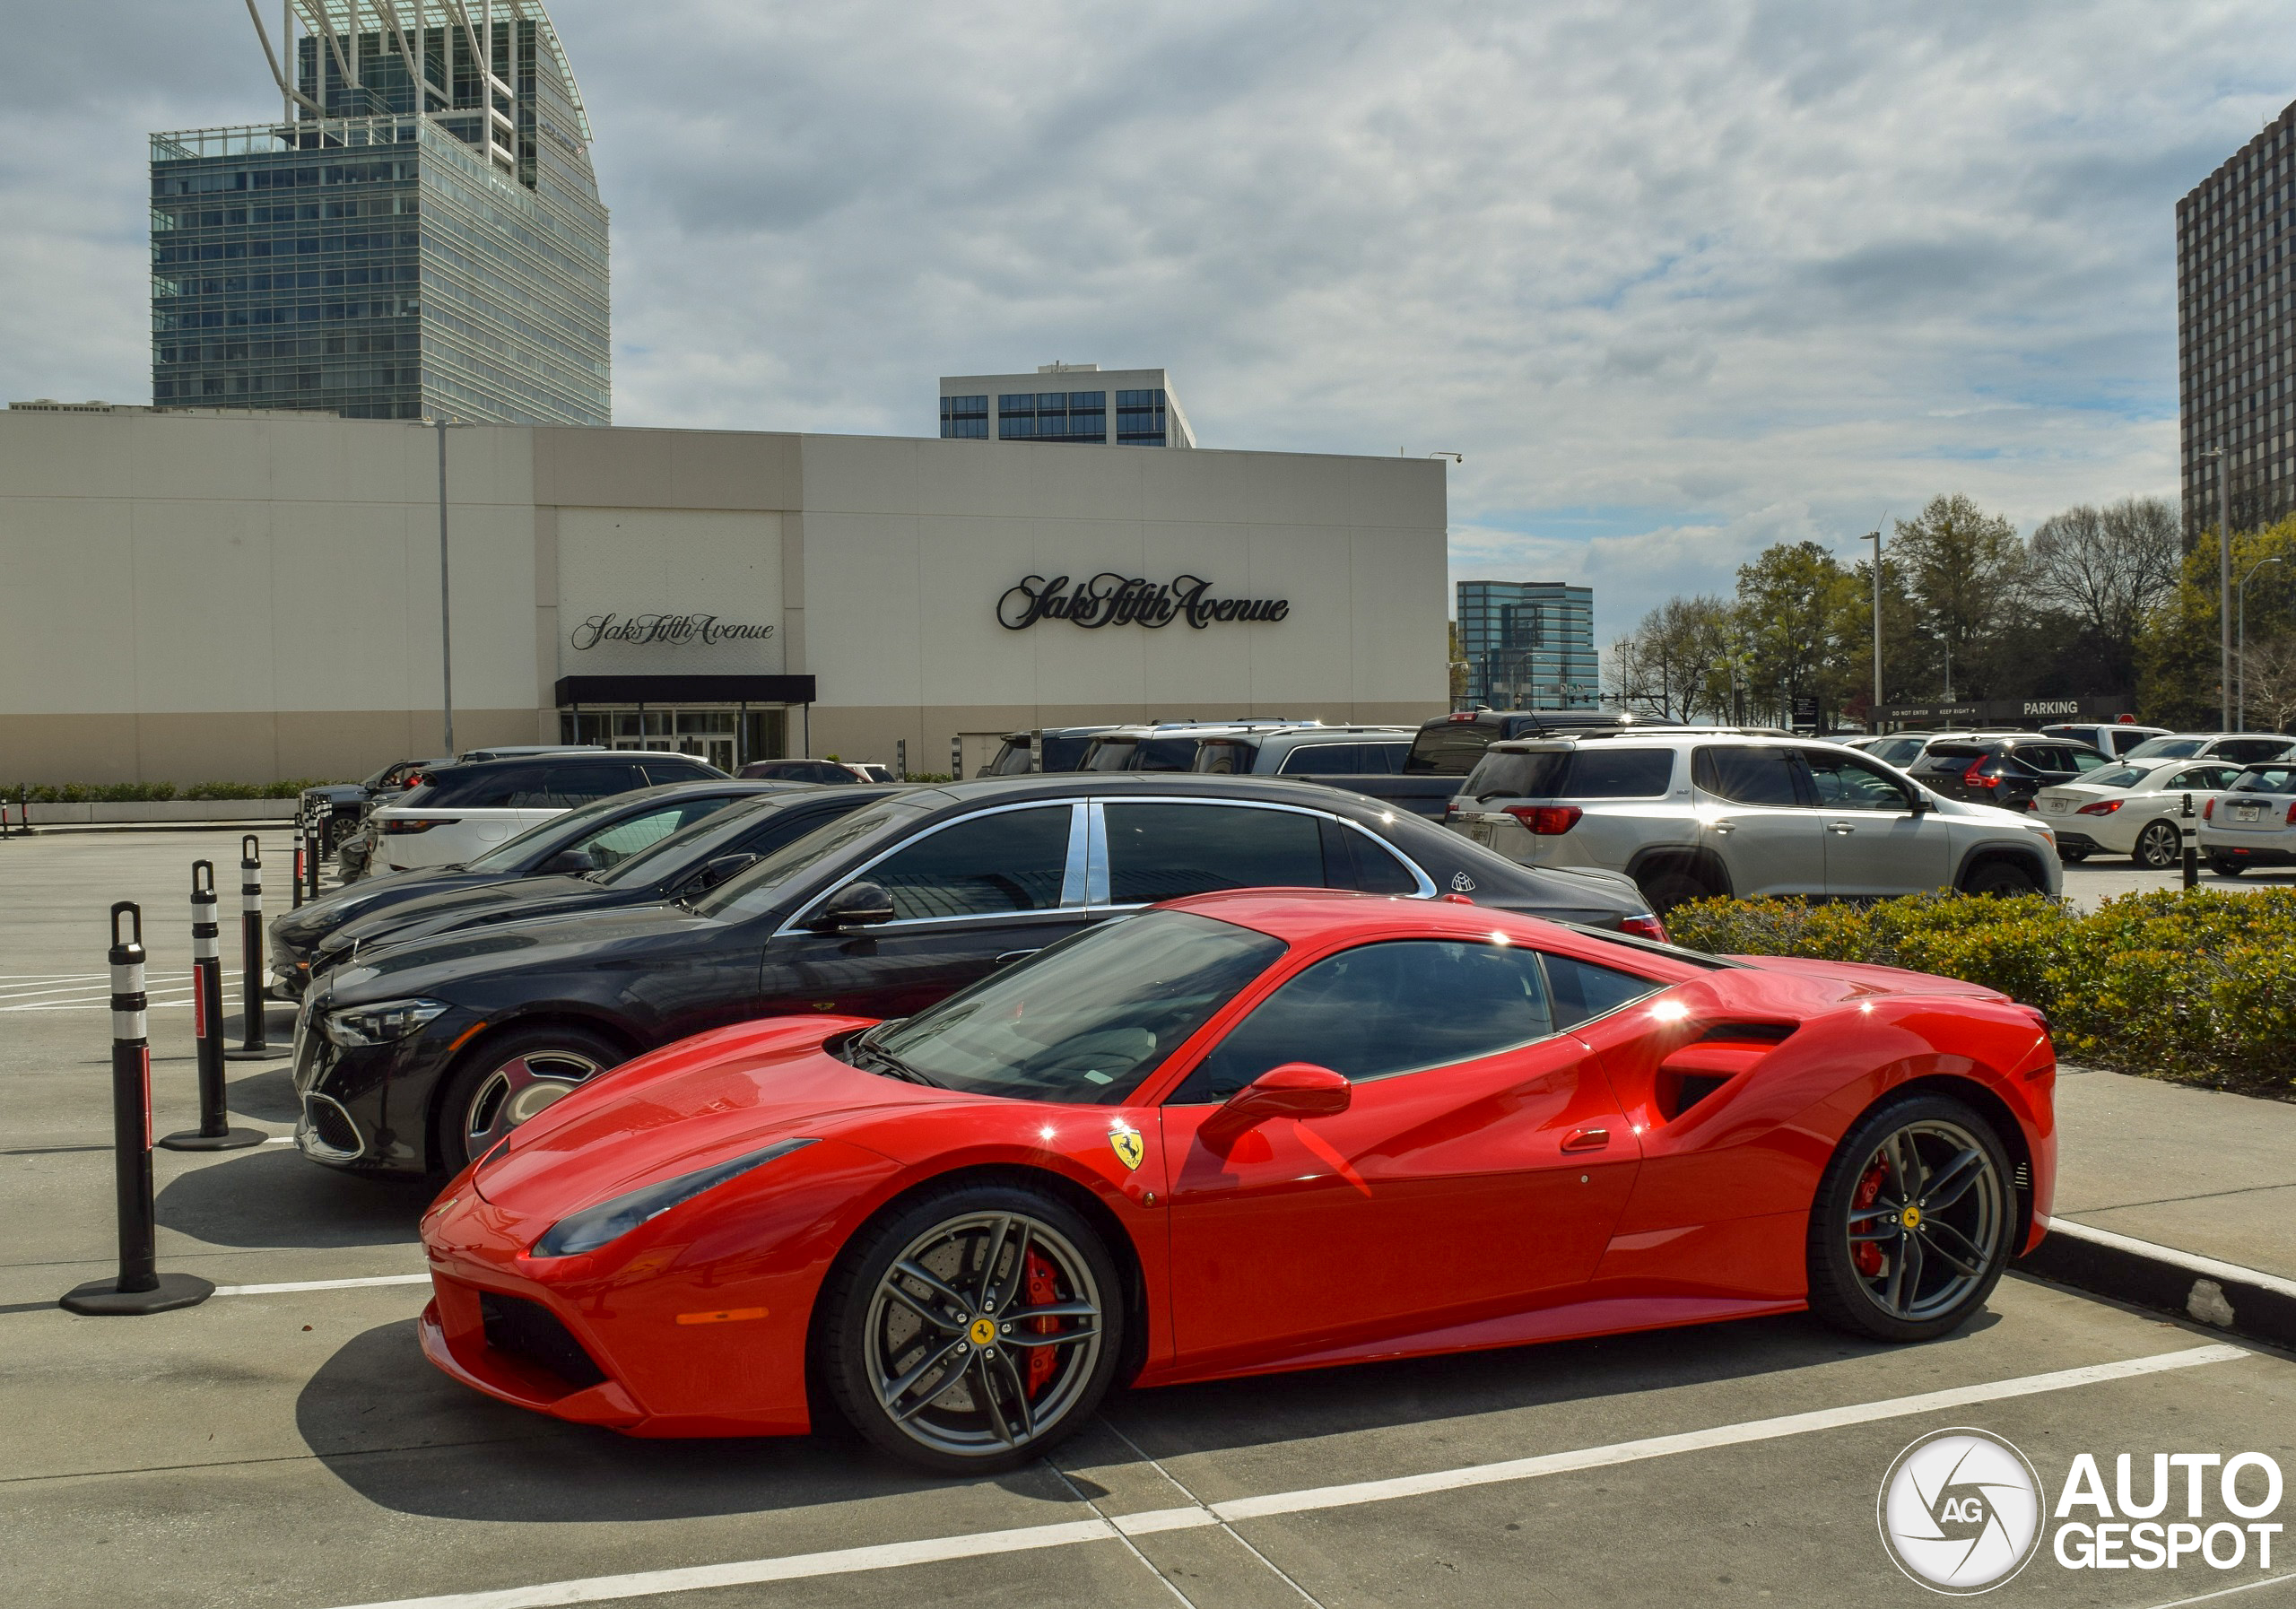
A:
[1109, 1124, 1145, 1171]
[1450, 873, 1477, 892]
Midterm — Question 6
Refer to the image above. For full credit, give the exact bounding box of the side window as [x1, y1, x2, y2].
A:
[1692, 745, 1805, 807]
[2221, 739, 2290, 764]
[1342, 824, 1422, 894]
[2180, 766, 2235, 791]
[1103, 804, 1326, 905]
[2068, 749, 2109, 773]
[1365, 742, 1406, 774]
[1278, 744, 1361, 775]
[452, 765, 544, 807]
[861, 806, 1073, 920]
[1804, 751, 1913, 811]
[639, 761, 718, 786]
[514, 762, 647, 805]
[1170, 940, 1555, 1103]
[1544, 952, 1663, 1029]
[1190, 742, 1251, 775]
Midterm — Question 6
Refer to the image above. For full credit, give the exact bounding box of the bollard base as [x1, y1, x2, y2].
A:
[158, 1126, 267, 1152]
[60, 1272, 216, 1316]
[223, 1046, 283, 1061]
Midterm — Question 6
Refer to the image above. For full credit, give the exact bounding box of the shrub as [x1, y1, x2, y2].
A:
[9, 778, 349, 804]
[1667, 889, 2296, 1092]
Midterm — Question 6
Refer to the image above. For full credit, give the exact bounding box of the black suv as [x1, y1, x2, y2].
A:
[291, 773, 1657, 1178]
[1909, 735, 2111, 812]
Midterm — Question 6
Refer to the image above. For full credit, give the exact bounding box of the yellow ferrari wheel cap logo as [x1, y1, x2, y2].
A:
[969, 1318, 996, 1346]
[1901, 1205, 1922, 1229]
[1109, 1126, 1144, 1171]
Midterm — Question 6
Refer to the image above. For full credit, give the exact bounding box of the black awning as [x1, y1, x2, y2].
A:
[553, 674, 817, 706]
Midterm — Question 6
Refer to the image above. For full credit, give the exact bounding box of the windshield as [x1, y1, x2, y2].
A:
[2125, 737, 2205, 759]
[2230, 766, 2296, 795]
[1039, 734, 1094, 771]
[1082, 737, 1140, 770]
[462, 792, 644, 872]
[591, 799, 767, 887]
[2084, 766, 2149, 789]
[986, 739, 1035, 776]
[861, 910, 1284, 1104]
[689, 796, 934, 918]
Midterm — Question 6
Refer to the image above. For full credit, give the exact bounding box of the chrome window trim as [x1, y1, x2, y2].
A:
[776, 800, 1087, 936]
[1087, 795, 1437, 911]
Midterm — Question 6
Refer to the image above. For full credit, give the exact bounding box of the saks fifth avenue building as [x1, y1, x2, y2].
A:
[0, 408, 1448, 783]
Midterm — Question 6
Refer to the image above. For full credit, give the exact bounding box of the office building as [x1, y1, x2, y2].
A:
[2178, 97, 2296, 545]
[149, 1, 609, 424]
[1456, 581, 1597, 710]
[940, 364, 1196, 448]
[0, 408, 1445, 782]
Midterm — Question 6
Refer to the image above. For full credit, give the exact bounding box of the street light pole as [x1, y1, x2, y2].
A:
[436, 416, 454, 756]
[2205, 446, 2231, 731]
[2238, 553, 2284, 728]
[1859, 529, 1882, 726]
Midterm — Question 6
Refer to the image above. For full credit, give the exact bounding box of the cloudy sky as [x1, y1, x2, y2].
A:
[4, 2, 2292, 644]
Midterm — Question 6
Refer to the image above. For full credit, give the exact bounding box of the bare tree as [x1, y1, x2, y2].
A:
[2239, 632, 2296, 733]
[1613, 596, 1729, 722]
[2028, 497, 2180, 651]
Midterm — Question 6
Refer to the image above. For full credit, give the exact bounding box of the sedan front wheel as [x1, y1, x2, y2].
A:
[435, 1023, 624, 1173]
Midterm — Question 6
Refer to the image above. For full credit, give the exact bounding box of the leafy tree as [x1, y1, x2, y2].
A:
[1889, 494, 2028, 698]
[1731, 541, 1862, 726]
[2138, 516, 2296, 727]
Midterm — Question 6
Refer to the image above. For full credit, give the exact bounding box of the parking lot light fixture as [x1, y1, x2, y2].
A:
[1859, 529, 1883, 724]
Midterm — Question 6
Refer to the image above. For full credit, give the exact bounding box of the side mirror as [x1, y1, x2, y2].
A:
[807, 880, 895, 932]
[541, 846, 600, 874]
[691, 852, 760, 891]
[1202, 1062, 1350, 1147]
[1907, 793, 1933, 814]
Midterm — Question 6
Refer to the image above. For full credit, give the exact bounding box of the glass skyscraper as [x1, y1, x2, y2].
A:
[149, 2, 608, 424]
[1457, 580, 1597, 710]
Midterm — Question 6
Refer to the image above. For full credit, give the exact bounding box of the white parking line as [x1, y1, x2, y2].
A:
[212, 1274, 430, 1296]
[326, 1342, 2248, 1609]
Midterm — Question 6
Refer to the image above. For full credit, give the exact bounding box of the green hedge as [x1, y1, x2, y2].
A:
[1665, 889, 2296, 1092]
[6, 778, 345, 804]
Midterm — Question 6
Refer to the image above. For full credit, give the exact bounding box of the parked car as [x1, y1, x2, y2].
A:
[271, 780, 786, 999]
[2038, 722, 2172, 759]
[1077, 721, 1313, 772]
[309, 785, 901, 986]
[2031, 758, 2241, 866]
[370, 752, 726, 874]
[1447, 734, 2063, 912]
[457, 744, 609, 762]
[291, 774, 1660, 1178]
[300, 756, 452, 861]
[417, 887, 2053, 1470]
[1905, 735, 2111, 813]
[1850, 733, 1933, 767]
[1187, 725, 1416, 778]
[978, 726, 1127, 775]
[2120, 732, 2295, 765]
[738, 758, 874, 784]
[1339, 709, 1689, 821]
[2198, 761, 2296, 873]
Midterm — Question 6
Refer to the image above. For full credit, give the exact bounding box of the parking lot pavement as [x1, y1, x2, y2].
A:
[2059, 852, 2296, 909]
[9, 829, 2296, 1609]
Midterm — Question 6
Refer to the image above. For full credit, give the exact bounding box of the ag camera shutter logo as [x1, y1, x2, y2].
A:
[1877, 1429, 2044, 1594]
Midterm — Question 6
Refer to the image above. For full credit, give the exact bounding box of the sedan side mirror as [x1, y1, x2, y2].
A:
[690, 852, 760, 891]
[1202, 1062, 1351, 1147]
[807, 880, 896, 932]
[1908, 793, 1933, 814]
[541, 846, 600, 874]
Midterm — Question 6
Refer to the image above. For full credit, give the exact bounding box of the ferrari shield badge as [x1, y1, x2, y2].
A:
[1109, 1122, 1145, 1172]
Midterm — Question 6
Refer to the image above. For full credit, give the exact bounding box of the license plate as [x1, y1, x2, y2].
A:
[1468, 821, 1492, 844]
[2237, 804, 2263, 822]
[2045, 799, 2067, 813]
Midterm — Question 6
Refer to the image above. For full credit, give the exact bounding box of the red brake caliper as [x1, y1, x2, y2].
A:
[1024, 1249, 1058, 1396]
[1852, 1161, 1888, 1277]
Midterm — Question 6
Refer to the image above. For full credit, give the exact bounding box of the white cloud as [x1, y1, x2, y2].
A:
[2, 0, 2289, 642]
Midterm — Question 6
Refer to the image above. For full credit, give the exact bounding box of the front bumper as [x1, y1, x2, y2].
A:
[291, 999, 469, 1176]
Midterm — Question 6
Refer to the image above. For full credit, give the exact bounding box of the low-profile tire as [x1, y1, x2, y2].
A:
[1637, 865, 1718, 917]
[2056, 845, 2091, 865]
[2133, 819, 2182, 871]
[2210, 855, 2248, 877]
[1961, 858, 2039, 897]
[820, 1180, 1124, 1474]
[432, 1022, 625, 1174]
[1805, 1092, 2015, 1344]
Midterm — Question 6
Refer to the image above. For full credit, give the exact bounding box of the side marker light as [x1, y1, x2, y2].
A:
[676, 1307, 769, 1326]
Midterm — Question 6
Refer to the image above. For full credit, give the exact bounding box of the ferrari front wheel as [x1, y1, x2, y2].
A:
[821, 1182, 1122, 1474]
[1805, 1094, 2013, 1343]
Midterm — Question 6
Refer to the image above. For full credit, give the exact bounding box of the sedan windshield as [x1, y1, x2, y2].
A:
[690, 796, 935, 918]
[860, 910, 1284, 1104]
[2124, 737, 2205, 759]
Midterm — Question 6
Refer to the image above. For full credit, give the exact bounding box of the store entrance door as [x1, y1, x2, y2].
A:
[564, 706, 784, 774]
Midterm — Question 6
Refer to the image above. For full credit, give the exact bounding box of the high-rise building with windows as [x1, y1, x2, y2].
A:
[149, 1, 608, 424]
[1456, 580, 1597, 710]
[2178, 98, 2296, 546]
[939, 364, 1196, 448]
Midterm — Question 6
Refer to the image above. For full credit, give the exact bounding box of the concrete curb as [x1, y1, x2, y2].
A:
[2018, 1216, 2296, 1351]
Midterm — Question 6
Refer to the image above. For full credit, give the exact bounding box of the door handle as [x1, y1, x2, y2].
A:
[1828, 822, 1855, 835]
[994, 949, 1041, 968]
[1561, 1126, 1609, 1152]
[1709, 822, 1735, 834]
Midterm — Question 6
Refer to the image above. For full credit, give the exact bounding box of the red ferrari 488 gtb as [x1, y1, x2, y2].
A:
[419, 890, 2056, 1473]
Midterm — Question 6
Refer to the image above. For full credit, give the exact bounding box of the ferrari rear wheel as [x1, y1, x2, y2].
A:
[821, 1182, 1122, 1474]
[1806, 1094, 2013, 1343]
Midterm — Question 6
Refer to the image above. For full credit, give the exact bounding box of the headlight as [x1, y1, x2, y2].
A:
[532, 1138, 819, 1258]
[323, 997, 451, 1047]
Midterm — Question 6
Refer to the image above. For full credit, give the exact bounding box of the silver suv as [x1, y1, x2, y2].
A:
[1444, 732, 2064, 913]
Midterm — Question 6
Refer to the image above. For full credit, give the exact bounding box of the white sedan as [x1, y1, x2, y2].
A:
[2031, 758, 2241, 867]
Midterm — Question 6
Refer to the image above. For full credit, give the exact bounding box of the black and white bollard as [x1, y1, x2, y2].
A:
[161, 862, 263, 1152]
[60, 904, 214, 1316]
[305, 813, 324, 902]
[225, 835, 273, 1060]
[2181, 793, 2200, 889]
[291, 819, 307, 910]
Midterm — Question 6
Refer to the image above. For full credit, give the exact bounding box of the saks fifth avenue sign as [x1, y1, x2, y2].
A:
[996, 573, 1292, 631]
[570, 613, 778, 650]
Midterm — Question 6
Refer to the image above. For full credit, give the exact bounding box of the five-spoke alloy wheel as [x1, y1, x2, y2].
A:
[822, 1182, 1123, 1473]
[1807, 1094, 2015, 1342]
[434, 1023, 624, 1173]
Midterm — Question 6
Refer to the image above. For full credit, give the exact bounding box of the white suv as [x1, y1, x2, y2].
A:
[1445, 733, 2063, 912]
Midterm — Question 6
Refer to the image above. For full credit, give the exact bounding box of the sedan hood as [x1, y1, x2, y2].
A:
[322, 874, 596, 955]
[327, 900, 729, 1002]
[470, 1016, 939, 1220]
[272, 866, 476, 940]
